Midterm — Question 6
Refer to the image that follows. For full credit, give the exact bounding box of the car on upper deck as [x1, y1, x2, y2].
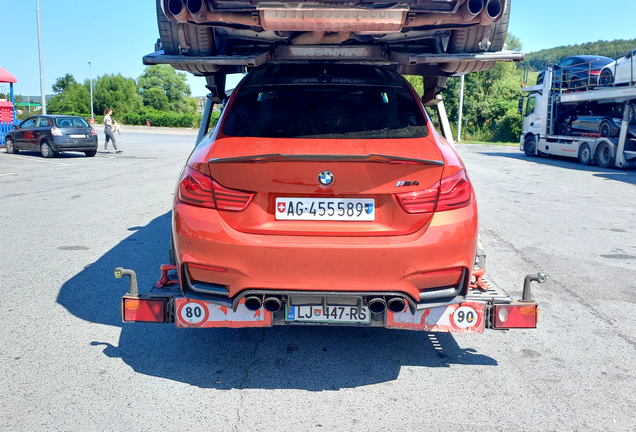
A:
[599, 48, 636, 87]
[148, 0, 514, 77]
[4, 115, 98, 158]
[170, 62, 478, 324]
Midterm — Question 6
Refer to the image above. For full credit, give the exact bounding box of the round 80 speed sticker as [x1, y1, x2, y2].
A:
[177, 300, 209, 327]
[452, 306, 479, 328]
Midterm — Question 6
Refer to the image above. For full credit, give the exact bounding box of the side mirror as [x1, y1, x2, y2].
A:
[626, 51, 633, 59]
[518, 97, 525, 115]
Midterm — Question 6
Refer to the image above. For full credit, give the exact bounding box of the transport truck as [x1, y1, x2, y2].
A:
[115, 0, 544, 334]
[519, 67, 636, 168]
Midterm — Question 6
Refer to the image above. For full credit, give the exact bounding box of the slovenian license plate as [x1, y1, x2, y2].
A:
[275, 198, 375, 221]
[286, 305, 371, 324]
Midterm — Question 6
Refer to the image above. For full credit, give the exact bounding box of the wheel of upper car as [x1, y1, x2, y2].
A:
[448, 0, 510, 54]
[524, 134, 537, 157]
[40, 141, 55, 158]
[578, 143, 592, 166]
[596, 141, 614, 168]
[558, 122, 569, 136]
[5, 138, 18, 154]
[599, 69, 614, 86]
[85, 150, 97, 157]
[599, 120, 613, 137]
[156, 0, 217, 56]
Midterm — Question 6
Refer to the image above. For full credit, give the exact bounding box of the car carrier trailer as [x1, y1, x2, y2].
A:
[520, 68, 636, 168]
[116, 0, 543, 334]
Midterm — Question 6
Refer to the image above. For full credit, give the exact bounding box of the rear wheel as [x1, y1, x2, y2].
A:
[5, 138, 17, 154]
[524, 134, 537, 157]
[599, 69, 614, 86]
[596, 142, 614, 168]
[578, 143, 591, 166]
[442, 0, 510, 73]
[599, 120, 614, 137]
[85, 150, 97, 157]
[40, 141, 55, 158]
[155, 0, 218, 74]
[558, 122, 569, 136]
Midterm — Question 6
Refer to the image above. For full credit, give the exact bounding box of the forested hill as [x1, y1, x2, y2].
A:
[523, 38, 636, 71]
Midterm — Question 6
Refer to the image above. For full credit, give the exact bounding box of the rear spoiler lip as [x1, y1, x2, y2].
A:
[208, 154, 444, 166]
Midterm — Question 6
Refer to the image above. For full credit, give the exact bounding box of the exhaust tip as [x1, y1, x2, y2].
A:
[263, 297, 283, 313]
[244, 296, 262, 311]
[387, 297, 407, 313]
[467, 0, 484, 15]
[168, 0, 185, 17]
[485, 0, 502, 19]
[368, 297, 386, 314]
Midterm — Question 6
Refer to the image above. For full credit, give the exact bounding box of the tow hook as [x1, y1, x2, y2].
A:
[115, 267, 138, 297]
[521, 273, 546, 302]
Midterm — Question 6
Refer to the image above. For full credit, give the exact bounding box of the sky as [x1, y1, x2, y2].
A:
[1, 0, 636, 97]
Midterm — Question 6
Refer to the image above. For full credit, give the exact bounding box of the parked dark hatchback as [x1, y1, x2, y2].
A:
[4, 115, 98, 158]
[537, 55, 614, 90]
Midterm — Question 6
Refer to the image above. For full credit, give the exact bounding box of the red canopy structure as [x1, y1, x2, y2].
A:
[0, 66, 17, 146]
[0, 67, 17, 84]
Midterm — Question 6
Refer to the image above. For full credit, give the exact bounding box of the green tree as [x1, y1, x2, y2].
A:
[93, 73, 143, 117]
[47, 74, 91, 114]
[137, 65, 194, 113]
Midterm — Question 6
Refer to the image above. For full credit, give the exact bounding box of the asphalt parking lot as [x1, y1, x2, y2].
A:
[1, 130, 635, 431]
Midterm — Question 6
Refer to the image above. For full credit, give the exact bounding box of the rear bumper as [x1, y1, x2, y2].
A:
[51, 136, 98, 151]
[173, 200, 478, 304]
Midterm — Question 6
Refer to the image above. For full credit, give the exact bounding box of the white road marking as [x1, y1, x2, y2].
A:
[1, 154, 78, 166]
[0, 173, 16, 176]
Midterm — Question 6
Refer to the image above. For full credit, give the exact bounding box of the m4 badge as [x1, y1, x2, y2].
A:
[396, 180, 420, 187]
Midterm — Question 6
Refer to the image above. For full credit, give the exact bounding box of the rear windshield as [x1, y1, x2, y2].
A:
[55, 117, 89, 128]
[222, 85, 428, 139]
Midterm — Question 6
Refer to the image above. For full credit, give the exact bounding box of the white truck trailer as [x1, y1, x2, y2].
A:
[519, 68, 636, 168]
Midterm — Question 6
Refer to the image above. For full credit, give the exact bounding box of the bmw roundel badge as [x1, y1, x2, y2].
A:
[318, 170, 334, 186]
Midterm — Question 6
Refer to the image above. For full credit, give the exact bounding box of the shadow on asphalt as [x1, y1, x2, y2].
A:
[57, 212, 497, 390]
[479, 151, 636, 185]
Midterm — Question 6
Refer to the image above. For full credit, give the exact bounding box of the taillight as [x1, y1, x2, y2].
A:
[396, 169, 472, 214]
[90, 127, 97, 136]
[396, 182, 439, 214]
[51, 126, 62, 136]
[436, 170, 472, 212]
[178, 166, 255, 211]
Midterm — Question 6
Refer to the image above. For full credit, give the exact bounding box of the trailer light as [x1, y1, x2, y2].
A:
[122, 298, 166, 323]
[493, 303, 538, 329]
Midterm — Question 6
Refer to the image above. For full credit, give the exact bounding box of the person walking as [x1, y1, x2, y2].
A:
[103, 108, 121, 153]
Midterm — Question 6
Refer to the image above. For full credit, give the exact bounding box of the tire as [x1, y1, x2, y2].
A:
[596, 142, 614, 168]
[85, 150, 97, 157]
[578, 143, 591, 166]
[40, 141, 55, 158]
[524, 135, 537, 157]
[599, 69, 614, 87]
[557, 123, 569, 136]
[155, 0, 218, 74]
[5, 138, 18, 154]
[442, 0, 509, 73]
[599, 120, 614, 137]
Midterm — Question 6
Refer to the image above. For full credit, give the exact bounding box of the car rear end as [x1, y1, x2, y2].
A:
[50, 116, 98, 153]
[169, 63, 479, 328]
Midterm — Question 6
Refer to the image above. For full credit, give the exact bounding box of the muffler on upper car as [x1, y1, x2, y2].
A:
[480, 0, 503, 25]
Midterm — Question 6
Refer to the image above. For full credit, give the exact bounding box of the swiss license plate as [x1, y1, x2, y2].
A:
[275, 198, 375, 221]
[286, 305, 371, 324]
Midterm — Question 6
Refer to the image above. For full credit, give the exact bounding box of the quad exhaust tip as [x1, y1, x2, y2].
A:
[244, 296, 263, 311]
[263, 297, 283, 313]
[368, 297, 387, 314]
[387, 297, 407, 313]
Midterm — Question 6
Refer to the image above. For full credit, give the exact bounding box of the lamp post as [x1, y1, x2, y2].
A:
[88, 61, 94, 124]
[36, 0, 46, 114]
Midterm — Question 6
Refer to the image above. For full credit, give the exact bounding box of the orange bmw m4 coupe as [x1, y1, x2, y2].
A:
[171, 63, 478, 327]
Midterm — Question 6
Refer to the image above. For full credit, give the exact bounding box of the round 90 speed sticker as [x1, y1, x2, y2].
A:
[453, 306, 479, 328]
[177, 300, 209, 327]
